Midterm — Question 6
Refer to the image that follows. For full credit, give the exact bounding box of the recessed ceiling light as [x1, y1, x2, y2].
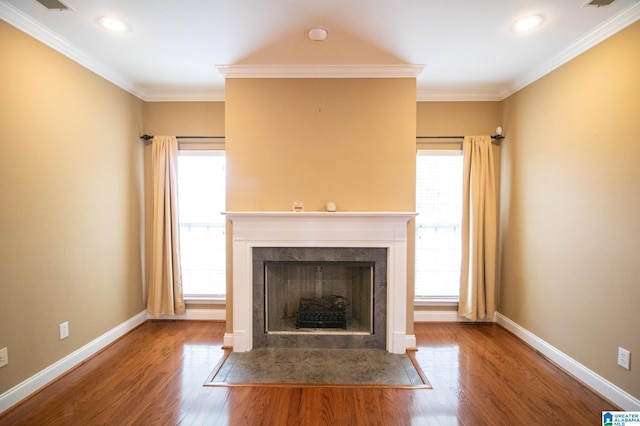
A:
[511, 15, 545, 33]
[97, 16, 129, 33]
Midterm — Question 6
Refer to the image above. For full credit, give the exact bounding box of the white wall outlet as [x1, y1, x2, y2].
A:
[0, 347, 8, 367]
[59, 321, 69, 340]
[617, 347, 630, 370]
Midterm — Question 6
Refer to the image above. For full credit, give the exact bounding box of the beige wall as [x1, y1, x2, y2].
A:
[225, 78, 416, 212]
[417, 101, 502, 137]
[143, 102, 225, 137]
[140, 97, 503, 333]
[0, 21, 145, 393]
[225, 78, 417, 331]
[144, 95, 502, 331]
[499, 21, 640, 397]
[140, 97, 504, 332]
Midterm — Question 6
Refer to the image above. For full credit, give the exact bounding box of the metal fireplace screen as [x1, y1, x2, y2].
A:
[295, 295, 350, 329]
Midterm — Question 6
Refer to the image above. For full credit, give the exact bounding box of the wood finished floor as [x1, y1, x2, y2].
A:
[0, 321, 618, 425]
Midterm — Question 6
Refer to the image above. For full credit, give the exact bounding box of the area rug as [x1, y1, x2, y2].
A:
[205, 348, 431, 389]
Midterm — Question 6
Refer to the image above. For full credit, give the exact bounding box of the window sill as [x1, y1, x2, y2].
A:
[414, 297, 459, 307]
[184, 296, 226, 305]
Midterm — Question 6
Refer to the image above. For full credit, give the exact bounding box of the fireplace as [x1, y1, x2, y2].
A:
[254, 247, 387, 349]
[224, 211, 416, 354]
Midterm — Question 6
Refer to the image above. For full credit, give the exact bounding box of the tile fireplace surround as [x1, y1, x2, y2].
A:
[223, 211, 417, 354]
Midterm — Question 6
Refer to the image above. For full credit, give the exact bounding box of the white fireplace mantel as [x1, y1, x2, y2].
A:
[223, 211, 417, 354]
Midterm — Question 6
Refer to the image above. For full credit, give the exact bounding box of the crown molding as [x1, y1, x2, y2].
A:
[416, 88, 504, 102]
[0, 1, 147, 99]
[502, 1, 640, 100]
[142, 89, 226, 102]
[216, 64, 425, 79]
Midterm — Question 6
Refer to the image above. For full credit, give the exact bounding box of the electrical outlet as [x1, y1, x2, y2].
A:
[0, 347, 8, 368]
[59, 321, 69, 340]
[617, 347, 630, 370]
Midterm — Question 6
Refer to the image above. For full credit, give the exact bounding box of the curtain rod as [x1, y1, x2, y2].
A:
[417, 135, 504, 145]
[139, 134, 224, 140]
[139, 134, 225, 145]
[139, 134, 503, 144]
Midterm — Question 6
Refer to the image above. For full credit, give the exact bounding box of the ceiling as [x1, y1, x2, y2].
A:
[1, 0, 639, 101]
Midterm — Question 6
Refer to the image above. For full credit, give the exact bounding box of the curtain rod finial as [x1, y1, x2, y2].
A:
[140, 134, 153, 145]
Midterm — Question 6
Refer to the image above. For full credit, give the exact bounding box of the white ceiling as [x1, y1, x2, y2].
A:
[1, 0, 639, 101]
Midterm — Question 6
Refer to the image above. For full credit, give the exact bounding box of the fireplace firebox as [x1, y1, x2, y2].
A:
[265, 261, 374, 333]
[253, 247, 387, 349]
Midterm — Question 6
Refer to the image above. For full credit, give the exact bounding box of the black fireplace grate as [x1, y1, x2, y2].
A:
[295, 295, 350, 329]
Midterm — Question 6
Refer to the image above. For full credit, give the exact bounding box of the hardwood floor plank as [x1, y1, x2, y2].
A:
[0, 321, 618, 425]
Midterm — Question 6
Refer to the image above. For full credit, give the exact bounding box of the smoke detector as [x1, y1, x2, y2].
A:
[306, 27, 328, 41]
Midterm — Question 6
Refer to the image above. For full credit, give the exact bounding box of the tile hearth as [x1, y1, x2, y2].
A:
[208, 348, 427, 387]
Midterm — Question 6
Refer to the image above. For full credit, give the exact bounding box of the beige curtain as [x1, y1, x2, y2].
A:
[147, 135, 186, 317]
[458, 135, 497, 321]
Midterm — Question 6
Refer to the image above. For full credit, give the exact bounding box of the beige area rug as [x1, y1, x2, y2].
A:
[205, 348, 431, 389]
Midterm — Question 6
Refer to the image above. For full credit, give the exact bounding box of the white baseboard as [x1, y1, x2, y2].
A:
[414, 310, 463, 322]
[495, 312, 640, 411]
[223, 333, 234, 348]
[0, 310, 147, 415]
[414, 309, 495, 322]
[405, 334, 417, 350]
[148, 307, 226, 321]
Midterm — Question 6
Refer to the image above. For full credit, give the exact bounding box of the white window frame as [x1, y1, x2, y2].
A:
[177, 148, 226, 303]
[415, 148, 463, 306]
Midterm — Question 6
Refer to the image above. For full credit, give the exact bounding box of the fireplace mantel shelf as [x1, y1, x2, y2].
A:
[223, 211, 418, 218]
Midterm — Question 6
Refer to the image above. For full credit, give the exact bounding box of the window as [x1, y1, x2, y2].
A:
[415, 150, 463, 301]
[177, 151, 226, 299]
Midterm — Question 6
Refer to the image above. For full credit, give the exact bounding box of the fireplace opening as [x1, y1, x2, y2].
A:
[252, 247, 387, 349]
[265, 261, 374, 334]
